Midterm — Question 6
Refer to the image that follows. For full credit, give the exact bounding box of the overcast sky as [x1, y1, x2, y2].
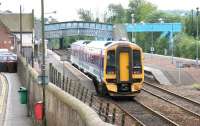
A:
[0, 0, 200, 21]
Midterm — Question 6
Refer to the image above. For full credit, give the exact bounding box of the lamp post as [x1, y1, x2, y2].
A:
[196, 7, 199, 65]
[41, 0, 47, 125]
[131, 14, 135, 43]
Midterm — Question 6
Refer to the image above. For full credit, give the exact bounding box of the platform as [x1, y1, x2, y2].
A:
[144, 66, 171, 85]
[144, 53, 200, 85]
[2, 73, 32, 126]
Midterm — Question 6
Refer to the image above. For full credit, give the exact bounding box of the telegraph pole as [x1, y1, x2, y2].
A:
[41, 0, 47, 125]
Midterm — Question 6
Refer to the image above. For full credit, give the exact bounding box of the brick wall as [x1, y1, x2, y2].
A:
[0, 25, 14, 50]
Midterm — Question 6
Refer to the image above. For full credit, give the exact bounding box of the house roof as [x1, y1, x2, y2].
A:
[0, 13, 33, 33]
[0, 19, 11, 34]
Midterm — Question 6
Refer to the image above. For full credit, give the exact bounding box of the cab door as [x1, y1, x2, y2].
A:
[119, 52, 129, 81]
[116, 47, 132, 83]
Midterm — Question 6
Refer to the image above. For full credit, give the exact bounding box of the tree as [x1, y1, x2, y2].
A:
[127, 0, 156, 22]
[174, 33, 198, 59]
[77, 8, 93, 21]
[184, 10, 200, 38]
[145, 11, 182, 23]
[107, 3, 126, 23]
[154, 37, 168, 55]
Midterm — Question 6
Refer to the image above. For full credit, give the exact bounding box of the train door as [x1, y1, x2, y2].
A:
[119, 52, 129, 81]
[116, 47, 132, 84]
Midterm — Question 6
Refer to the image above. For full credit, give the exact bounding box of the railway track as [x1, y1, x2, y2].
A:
[53, 49, 71, 61]
[142, 81, 200, 125]
[115, 99, 178, 126]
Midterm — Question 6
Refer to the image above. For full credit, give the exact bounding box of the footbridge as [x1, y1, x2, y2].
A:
[44, 21, 182, 49]
[45, 21, 113, 40]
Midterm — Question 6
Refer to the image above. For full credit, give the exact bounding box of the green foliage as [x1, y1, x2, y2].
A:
[78, 8, 93, 21]
[48, 38, 60, 49]
[107, 4, 126, 23]
[174, 33, 198, 59]
[127, 0, 157, 22]
[145, 11, 182, 23]
[154, 37, 168, 55]
[192, 83, 200, 90]
[48, 36, 95, 49]
[184, 10, 200, 38]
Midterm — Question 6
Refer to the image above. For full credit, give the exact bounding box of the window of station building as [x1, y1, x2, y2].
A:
[90, 23, 95, 29]
[106, 50, 116, 74]
[67, 23, 72, 28]
[79, 23, 83, 28]
[84, 23, 90, 28]
[60, 23, 66, 29]
[72, 23, 78, 28]
[96, 24, 101, 29]
[102, 25, 107, 30]
[132, 50, 142, 73]
[108, 25, 113, 31]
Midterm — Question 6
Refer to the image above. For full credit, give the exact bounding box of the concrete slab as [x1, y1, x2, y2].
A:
[3, 73, 33, 126]
[144, 66, 171, 85]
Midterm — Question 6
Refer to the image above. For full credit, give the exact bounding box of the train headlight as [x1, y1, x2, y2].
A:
[107, 71, 115, 74]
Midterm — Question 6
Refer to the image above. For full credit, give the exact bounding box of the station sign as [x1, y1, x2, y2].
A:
[38, 75, 49, 85]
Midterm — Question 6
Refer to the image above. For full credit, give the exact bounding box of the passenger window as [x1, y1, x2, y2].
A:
[106, 50, 115, 74]
[132, 50, 142, 73]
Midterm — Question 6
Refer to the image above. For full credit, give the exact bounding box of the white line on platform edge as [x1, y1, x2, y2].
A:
[0, 75, 7, 113]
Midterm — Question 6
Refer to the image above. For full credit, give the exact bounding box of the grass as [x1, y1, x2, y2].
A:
[192, 83, 200, 90]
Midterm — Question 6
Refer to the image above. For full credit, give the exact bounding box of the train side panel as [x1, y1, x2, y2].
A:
[71, 43, 104, 82]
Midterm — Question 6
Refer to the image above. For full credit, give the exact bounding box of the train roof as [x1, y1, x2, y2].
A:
[72, 40, 141, 49]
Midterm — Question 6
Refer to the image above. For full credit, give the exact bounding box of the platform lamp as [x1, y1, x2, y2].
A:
[131, 14, 135, 43]
[196, 7, 199, 65]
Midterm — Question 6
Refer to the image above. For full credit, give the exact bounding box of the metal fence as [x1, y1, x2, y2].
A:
[49, 63, 142, 126]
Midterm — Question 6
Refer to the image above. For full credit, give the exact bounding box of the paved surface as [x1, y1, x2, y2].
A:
[144, 53, 200, 85]
[0, 74, 8, 126]
[3, 73, 32, 126]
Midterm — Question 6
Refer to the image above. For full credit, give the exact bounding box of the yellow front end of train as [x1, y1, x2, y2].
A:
[103, 43, 144, 96]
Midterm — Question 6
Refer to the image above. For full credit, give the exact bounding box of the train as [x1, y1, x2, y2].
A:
[71, 40, 144, 97]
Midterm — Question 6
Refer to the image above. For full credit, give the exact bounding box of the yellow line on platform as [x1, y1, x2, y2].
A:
[0, 75, 7, 113]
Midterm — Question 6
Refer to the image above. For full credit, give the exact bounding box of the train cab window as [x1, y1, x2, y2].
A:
[106, 50, 115, 74]
[132, 50, 142, 74]
[104, 42, 112, 47]
[83, 41, 91, 44]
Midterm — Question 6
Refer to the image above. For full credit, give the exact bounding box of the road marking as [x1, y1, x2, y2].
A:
[0, 75, 7, 113]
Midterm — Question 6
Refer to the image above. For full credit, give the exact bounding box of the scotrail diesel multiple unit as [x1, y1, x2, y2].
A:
[71, 40, 144, 96]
